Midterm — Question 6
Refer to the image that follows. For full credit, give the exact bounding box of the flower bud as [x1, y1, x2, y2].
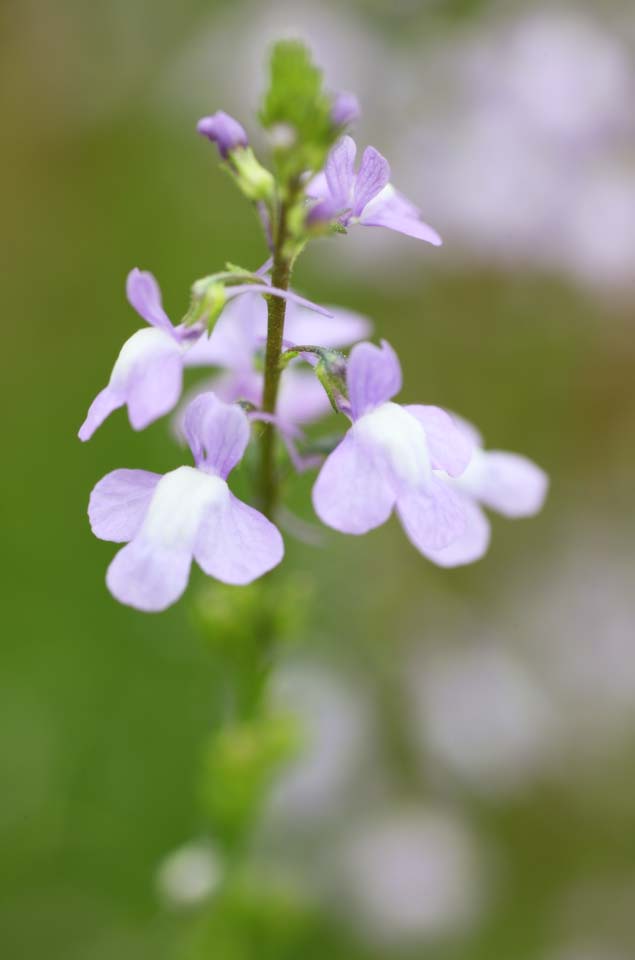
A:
[197, 110, 248, 158]
[331, 91, 360, 127]
[187, 277, 228, 332]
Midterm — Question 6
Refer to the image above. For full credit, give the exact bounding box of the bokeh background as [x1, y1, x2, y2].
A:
[2, 0, 635, 957]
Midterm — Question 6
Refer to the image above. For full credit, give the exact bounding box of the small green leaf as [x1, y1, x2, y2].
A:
[260, 40, 338, 181]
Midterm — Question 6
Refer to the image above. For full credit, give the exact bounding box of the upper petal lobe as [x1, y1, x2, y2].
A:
[183, 393, 250, 477]
[325, 136, 356, 209]
[347, 340, 402, 419]
[352, 146, 390, 217]
[126, 269, 174, 332]
[404, 405, 473, 478]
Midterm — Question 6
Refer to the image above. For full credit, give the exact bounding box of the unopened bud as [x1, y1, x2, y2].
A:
[197, 110, 248, 158]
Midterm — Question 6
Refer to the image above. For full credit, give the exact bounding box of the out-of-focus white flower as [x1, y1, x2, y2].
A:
[156, 840, 222, 908]
[408, 643, 557, 794]
[496, 12, 631, 143]
[561, 168, 635, 290]
[265, 662, 371, 823]
[518, 540, 635, 743]
[335, 809, 484, 944]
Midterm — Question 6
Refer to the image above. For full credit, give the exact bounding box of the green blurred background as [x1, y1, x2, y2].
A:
[2, 1, 635, 958]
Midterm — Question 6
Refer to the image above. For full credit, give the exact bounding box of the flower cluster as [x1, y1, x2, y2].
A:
[80, 44, 547, 612]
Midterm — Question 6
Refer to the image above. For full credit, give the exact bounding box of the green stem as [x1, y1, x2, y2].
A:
[259, 200, 292, 518]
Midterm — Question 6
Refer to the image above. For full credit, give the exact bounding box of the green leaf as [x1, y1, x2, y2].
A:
[260, 40, 337, 181]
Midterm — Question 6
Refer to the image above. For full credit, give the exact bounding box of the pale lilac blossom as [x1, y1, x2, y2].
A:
[337, 810, 483, 943]
[176, 291, 371, 432]
[79, 269, 331, 440]
[197, 110, 248, 157]
[420, 416, 549, 567]
[88, 393, 283, 611]
[308, 136, 442, 246]
[312, 340, 473, 557]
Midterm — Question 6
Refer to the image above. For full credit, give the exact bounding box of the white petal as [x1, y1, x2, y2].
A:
[355, 402, 431, 493]
[106, 466, 226, 611]
[458, 449, 548, 517]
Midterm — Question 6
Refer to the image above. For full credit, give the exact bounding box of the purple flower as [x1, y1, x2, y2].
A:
[78, 269, 194, 441]
[418, 416, 549, 567]
[307, 136, 442, 246]
[331, 92, 360, 127]
[79, 269, 332, 441]
[175, 291, 371, 433]
[197, 111, 248, 158]
[89, 393, 284, 611]
[312, 340, 473, 555]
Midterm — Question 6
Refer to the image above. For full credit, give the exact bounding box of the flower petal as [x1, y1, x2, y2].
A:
[183, 392, 249, 477]
[197, 111, 248, 157]
[284, 301, 371, 349]
[460, 450, 549, 518]
[107, 539, 192, 612]
[106, 466, 225, 611]
[355, 402, 432, 493]
[450, 413, 483, 450]
[305, 170, 329, 203]
[331, 91, 360, 127]
[360, 186, 442, 246]
[78, 385, 124, 441]
[194, 493, 283, 584]
[123, 330, 184, 430]
[325, 136, 356, 208]
[171, 371, 263, 446]
[126, 268, 174, 332]
[79, 328, 183, 438]
[404, 406, 474, 477]
[418, 497, 491, 567]
[312, 428, 396, 534]
[352, 146, 390, 217]
[89, 469, 161, 542]
[347, 340, 402, 419]
[227, 284, 333, 318]
[397, 478, 467, 553]
[183, 294, 263, 369]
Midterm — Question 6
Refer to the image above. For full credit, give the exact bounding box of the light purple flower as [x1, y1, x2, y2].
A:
[79, 270, 332, 441]
[176, 292, 371, 432]
[312, 341, 473, 555]
[197, 111, 248, 158]
[78, 269, 197, 441]
[89, 393, 284, 611]
[307, 136, 442, 246]
[418, 416, 549, 567]
[331, 92, 360, 127]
